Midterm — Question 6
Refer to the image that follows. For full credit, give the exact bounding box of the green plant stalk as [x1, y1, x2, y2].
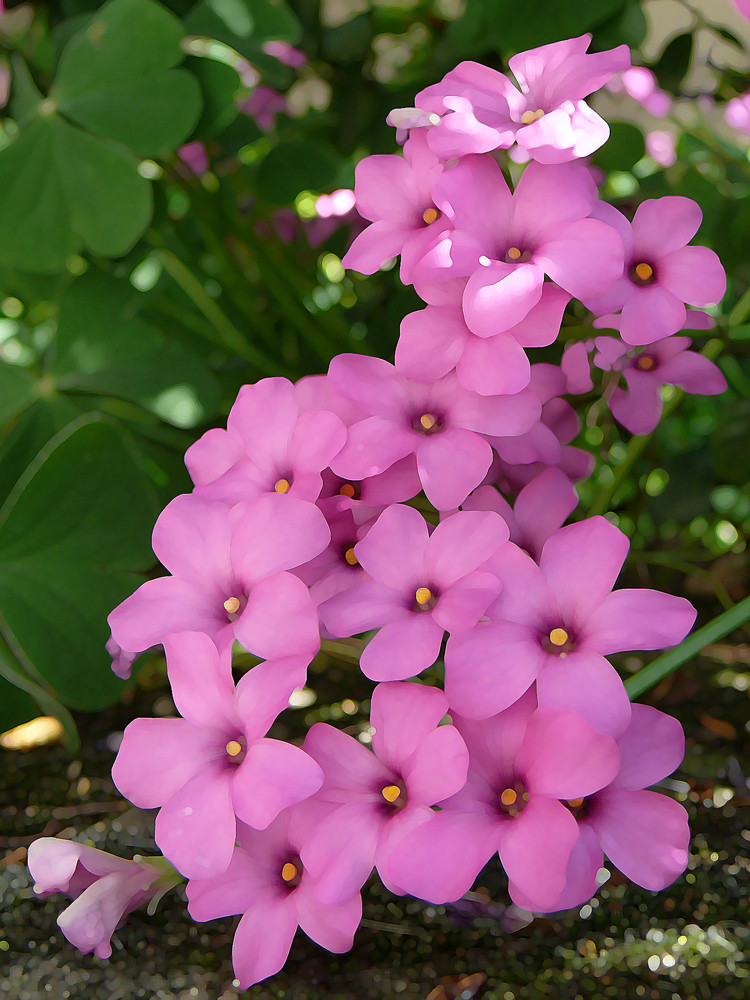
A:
[625, 594, 750, 699]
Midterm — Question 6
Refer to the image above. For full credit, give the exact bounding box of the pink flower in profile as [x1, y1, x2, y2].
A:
[395, 284, 571, 396]
[301, 682, 469, 903]
[444, 516, 696, 734]
[187, 805, 361, 988]
[320, 504, 508, 681]
[113, 632, 322, 879]
[327, 354, 539, 510]
[386, 691, 620, 909]
[511, 705, 690, 912]
[28, 839, 173, 959]
[295, 507, 372, 608]
[409, 35, 629, 163]
[462, 467, 578, 562]
[185, 377, 346, 506]
[107, 493, 328, 672]
[585, 198, 726, 345]
[415, 157, 623, 336]
[342, 131, 445, 279]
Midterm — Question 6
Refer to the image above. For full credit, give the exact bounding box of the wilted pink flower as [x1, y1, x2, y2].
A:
[395, 284, 570, 395]
[585, 198, 726, 345]
[408, 35, 629, 163]
[511, 705, 689, 911]
[187, 805, 361, 988]
[185, 378, 346, 505]
[415, 157, 623, 335]
[320, 504, 507, 680]
[327, 354, 539, 510]
[342, 132, 445, 279]
[28, 839, 173, 959]
[592, 335, 727, 436]
[113, 632, 322, 879]
[386, 691, 620, 909]
[301, 682, 469, 902]
[444, 516, 696, 733]
[107, 494, 328, 668]
[462, 467, 578, 562]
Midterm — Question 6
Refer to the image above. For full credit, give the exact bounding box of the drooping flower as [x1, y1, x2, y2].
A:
[584, 198, 726, 345]
[413, 157, 623, 336]
[28, 839, 175, 959]
[444, 516, 696, 734]
[107, 493, 328, 670]
[301, 682, 469, 902]
[112, 632, 323, 879]
[386, 691, 620, 909]
[186, 805, 362, 989]
[327, 354, 539, 510]
[320, 504, 508, 681]
[510, 704, 690, 911]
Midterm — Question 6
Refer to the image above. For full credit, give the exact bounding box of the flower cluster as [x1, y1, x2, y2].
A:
[33, 35, 727, 988]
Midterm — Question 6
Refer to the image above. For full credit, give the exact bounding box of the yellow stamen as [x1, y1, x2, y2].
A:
[223, 597, 240, 614]
[567, 798, 585, 809]
[274, 478, 291, 494]
[549, 627, 569, 647]
[507, 246, 522, 260]
[339, 483, 356, 498]
[636, 355, 655, 371]
[281, 862, 298, 882]
[500, 788, 518, 807]
[419, 413, 437, 430]
[226, 740, 243, 757]
[415, 587, 433, 606]
[422, 207, 439, 225]
[521, 108, 545, 124]
[382, 784, 401, 803]
[344, 547, 358, 566]
[634, 262, 653, 282]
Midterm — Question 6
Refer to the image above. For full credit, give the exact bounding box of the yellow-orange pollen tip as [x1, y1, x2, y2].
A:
[521, 108, 545, 124]
[500, 788, 517, 807]
[419, 413, 437, 430]
[634, 262, 653, 282]
[382, 784, 401, 803]
[344, 547, 358, 566]
[223, 597, 241, 614]
[507, 246, 522, 260]
[226, 740, 243, 757]
[636, 355, 655, 371]
[415, 587, 433, 606]
[281, 862, 298, 882]
[274, 478, 291, 494]
[339, 483, 356, 498]
[567, 798, 585, 809]
[549, 627, 569, 647]
[422, 207, 439, 225]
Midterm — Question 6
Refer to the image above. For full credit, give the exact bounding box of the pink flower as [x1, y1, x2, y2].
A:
[262, 41, 307, 69]
[320, 504, 507, 681]
[177, 141, 209, 176]
[386, 691, 620, 909]
[295, 506, 372, 608]
[607, 67, 671, 117]
[415, 157, 623, 335]
[395, 284, 571, 396]
[186, 806, 361, 988]
[593, 336, 727, 436]
[725, 92, 750, 136]
[301, 682, 469, 902]
[444, 516, 696, 734]
[185, 377, 346, 506]
[409, 35, 629, 163]
[510, 705, 689, 911]
[28, 839, 172, 959]
[327, 354, 539, 510]
[112, 632, 323, 879]
[462, 467, 578, 562]
[240, 85, 287, 132]
[107, 493, 328, 670]
[585, 199, 726, 345]
[342, 131, 445, 279]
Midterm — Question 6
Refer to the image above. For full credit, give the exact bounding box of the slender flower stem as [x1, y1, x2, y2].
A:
[625, 594, 750, 699]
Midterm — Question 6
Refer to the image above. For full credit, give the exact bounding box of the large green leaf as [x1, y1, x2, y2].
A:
[0, 416, 158, 710]
[52, 0, 202, 157]
[0, 116, 152, 272]
[0, 675, 37, 733]
[0, 361, 39, 427]
[51, 272, 220, 426]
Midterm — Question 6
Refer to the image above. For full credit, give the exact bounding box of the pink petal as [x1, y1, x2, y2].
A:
[450, 689, 538, 791]
[609, 372, 663, 436]
[354, 503, 430, 590]
[155, 767, 236, 879]
[613, 704, 685, 790]
[151, 494, 233, 589]
[457, 333, 531, 395]
[631, 196, 702, 256]
[433, 153, 513, 238]
[402, 724, 469, 804]
[330, 416, 415, 480]
[231, 895, 299, 988]
[432, 570, 502, 633]
[509, 822, 601, 913]
[231, 495, 330, 586]
[360, 615, 445, 680]
[295, 878, 362, 952]
[536, 649, 632, 738]
[304, 723, 390, 796]
[342, 220, 413, 274]
[235, 657, 308, 742]
[227, 378, 298, 470]
[619, 285, 685, 346]
[232, 739, 323, 830]
[595, 788, 690, 889]
[426, 510, 509, 585]
[319, 579, 406, 636]
[487, 542, 553, 625]
[659, 351, 727, 395]
[585, 588, 696, 654]
[513, 468, 578, 557]
[235, 571, 320, 660]
[108, 576, 222, 655]
[288, 410, 347, 474]
[395, 306, 467, 382]
[328, 354, 408, 418]
[536, 217, 624, 302]
[300, 802, 380, 904]
[659, 245, 726, 307]
[463, 262, 544, 336]
[162, 632, 236, 730]
[417, 428, 492, 510]
[371, 681, 448, 771]
[185, 428, 242, 487]
[512, 161, 597, 244]
[353, 153, 423, 222]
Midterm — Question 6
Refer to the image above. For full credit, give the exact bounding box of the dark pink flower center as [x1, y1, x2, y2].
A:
[279, 854, 303, 890]
[634, 353, 658, 372]
[337, 480, 361, 501]
[224, 734, 247, 765]
[497, 781, 529, 818]
[541, 625, 576, 656]
[628, 260, 657, 286]
[378, 779, 407, 814]
[412, 585, 439, 612]
[412, 410, 444, 435]
[421, 205, 441, 227]
[223, 593, 247, 622]
[564, 795, 595, 821]
[504, 245, 533, 264]
[341, 541, 359, 567]
[273, 473, 294, 494]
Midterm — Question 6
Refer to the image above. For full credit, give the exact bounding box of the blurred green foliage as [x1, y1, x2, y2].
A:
[0, 0, 747, 742]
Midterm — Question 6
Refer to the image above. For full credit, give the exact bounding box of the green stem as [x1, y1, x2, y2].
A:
[625, 594, 750, 699]
[727, 285, 750, 328]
